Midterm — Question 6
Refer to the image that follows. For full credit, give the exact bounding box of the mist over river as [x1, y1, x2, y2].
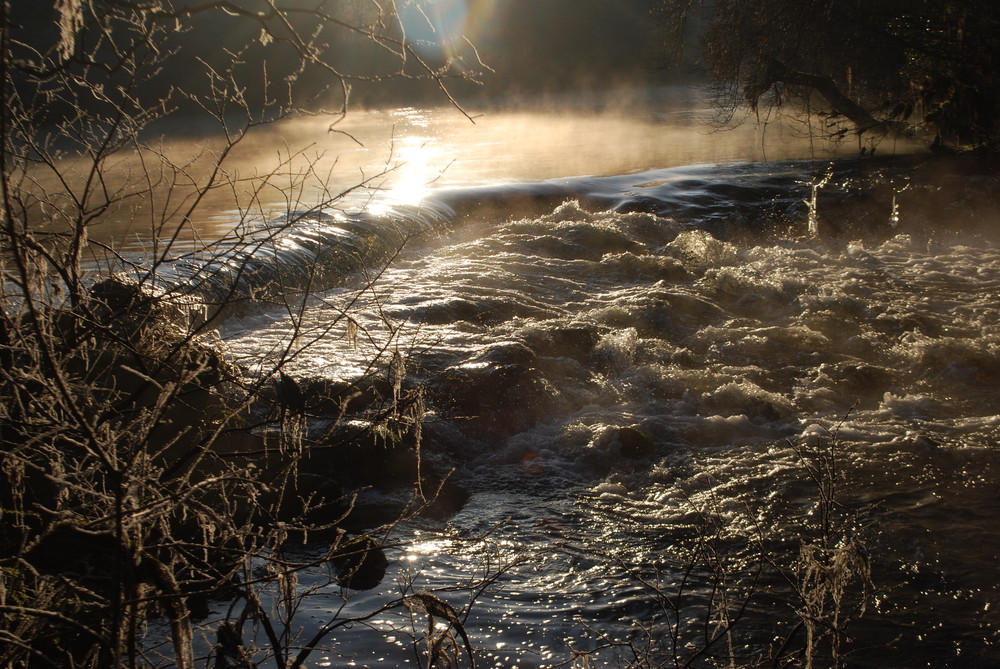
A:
[124, 90, 999, 667]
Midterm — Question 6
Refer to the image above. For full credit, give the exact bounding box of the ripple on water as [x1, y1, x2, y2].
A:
[215, 163, 1000, 666]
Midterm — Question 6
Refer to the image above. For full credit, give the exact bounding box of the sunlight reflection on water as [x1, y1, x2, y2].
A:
[71, 86, 883, 254]
[119, 86, 997, 666]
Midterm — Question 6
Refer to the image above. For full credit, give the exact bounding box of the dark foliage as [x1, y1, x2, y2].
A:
[655, 0, 1000, 149]
[0, 2, 485, 666]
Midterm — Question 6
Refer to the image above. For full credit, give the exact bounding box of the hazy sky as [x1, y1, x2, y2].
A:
[11, 0, 667, 119]
[392, 0, 662, 99]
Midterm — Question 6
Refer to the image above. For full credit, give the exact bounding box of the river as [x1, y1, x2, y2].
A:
[121, 88, 998, 667]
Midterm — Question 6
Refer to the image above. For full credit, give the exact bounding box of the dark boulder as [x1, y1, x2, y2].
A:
[430, 341, 555, 439]
[618, 425, 656, 458]
[330, 534, 389, 590]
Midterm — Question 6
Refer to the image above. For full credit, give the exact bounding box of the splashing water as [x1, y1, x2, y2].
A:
[212, 151, 1000, 666]
[803, 166, 834, 237]
[87, 89, 996, 666]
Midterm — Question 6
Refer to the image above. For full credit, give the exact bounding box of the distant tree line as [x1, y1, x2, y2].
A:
[5, 0, 451, 124]
[655, 0, 1000, 150]
[7, 0, 666, 119]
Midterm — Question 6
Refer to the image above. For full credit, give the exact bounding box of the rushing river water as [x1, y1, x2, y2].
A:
[121, 90, 999, 667]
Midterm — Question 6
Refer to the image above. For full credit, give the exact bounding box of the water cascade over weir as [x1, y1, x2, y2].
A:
[166, 160, 932, 324]
[95, 201, 456, 326]
[98, 159, 831, 328]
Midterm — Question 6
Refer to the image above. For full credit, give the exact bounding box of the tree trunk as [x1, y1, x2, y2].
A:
[767, 60, 884, 133]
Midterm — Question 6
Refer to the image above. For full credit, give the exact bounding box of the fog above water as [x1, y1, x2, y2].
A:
[71, 85, 915, 255]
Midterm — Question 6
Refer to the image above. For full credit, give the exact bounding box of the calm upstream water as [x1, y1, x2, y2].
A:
[123, 89, 999, 666]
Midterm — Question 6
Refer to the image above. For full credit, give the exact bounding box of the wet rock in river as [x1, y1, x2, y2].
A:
[521, 324, 601, 360]
[260, 375, 384, 417]
[617, 425, 656, 458]
[330, 534, 388, 590]
[311, 429, 420, 487]
[431, 341, 556, 438]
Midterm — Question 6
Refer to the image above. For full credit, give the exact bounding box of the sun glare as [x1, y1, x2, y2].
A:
[384, 135, 442, 205]
[369, 108, 452, 209]
[397, 0, 508, 64]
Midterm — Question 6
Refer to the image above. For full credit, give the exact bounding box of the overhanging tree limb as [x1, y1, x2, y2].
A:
[754, 59, 884, 133]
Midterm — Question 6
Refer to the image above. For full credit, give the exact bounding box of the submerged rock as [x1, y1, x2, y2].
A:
[431, 341, 556, 439]
[617, 425, 656, 458]
[521, 324, 601, 360]
[329, 534, 388, 590]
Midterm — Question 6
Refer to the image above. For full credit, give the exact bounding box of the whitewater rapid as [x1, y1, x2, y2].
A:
[210, 156, 1000, 667]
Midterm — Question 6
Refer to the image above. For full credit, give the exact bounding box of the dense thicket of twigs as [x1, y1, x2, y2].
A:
[0, 2, 489, 666]
[654, 0, 1000, 150]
